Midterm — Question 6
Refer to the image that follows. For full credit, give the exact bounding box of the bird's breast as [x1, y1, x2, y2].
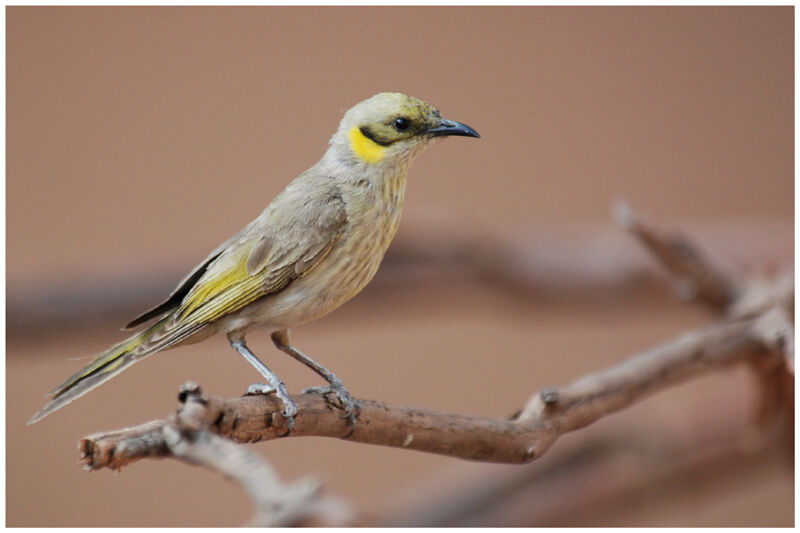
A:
[327, 174, 407, 297]
[236, 173, 407, 332]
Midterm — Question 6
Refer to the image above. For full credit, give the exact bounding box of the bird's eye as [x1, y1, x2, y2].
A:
[394, 117, 411, 131]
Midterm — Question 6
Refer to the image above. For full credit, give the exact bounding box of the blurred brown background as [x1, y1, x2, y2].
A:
[7, 6, 793, 526]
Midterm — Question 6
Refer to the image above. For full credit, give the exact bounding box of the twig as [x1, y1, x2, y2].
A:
[613, 202, 741, 310]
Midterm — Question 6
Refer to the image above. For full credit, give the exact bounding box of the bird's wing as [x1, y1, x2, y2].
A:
[124, 227, 252, 329]
[168, 191, 347, 329]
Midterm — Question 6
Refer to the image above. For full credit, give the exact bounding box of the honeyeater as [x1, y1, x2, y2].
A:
[29, 92, 479, 428]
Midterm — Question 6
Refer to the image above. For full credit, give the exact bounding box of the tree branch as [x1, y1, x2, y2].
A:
[81, 315, 774, 473]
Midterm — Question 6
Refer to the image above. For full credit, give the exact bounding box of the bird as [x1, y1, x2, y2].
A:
[29, 92, 480, 429]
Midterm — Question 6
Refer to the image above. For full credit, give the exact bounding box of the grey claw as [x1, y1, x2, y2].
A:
[301, 385, 331, 395]
[244, 383, 276, 396]
[282, 400, 298, 420]
[342, 397, 361, 427]
[303, 384, 360, 426]
[281, 403, 297, 434]
[244, 383, 296, 433]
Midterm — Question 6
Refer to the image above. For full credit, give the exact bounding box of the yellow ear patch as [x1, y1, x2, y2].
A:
[348, 126, 386, 164]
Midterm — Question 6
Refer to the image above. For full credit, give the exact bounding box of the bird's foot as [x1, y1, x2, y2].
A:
[244, 382, 297, 433]
[302, 381, 360, 426]
[244, 383, 275, 396]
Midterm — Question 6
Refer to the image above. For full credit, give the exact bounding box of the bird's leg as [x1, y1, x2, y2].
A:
[228, 335, 298, 430]
[271, 330, 360, 425]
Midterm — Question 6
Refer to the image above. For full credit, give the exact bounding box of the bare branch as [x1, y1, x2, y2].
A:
[81, 316, 773, 473]
[614, 202, 742, 310]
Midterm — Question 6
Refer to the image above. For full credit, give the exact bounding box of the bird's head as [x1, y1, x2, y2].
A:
[329, 92, 479, 168]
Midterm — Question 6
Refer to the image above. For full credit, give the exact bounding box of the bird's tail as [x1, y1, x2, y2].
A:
[28, 317, 172, 424]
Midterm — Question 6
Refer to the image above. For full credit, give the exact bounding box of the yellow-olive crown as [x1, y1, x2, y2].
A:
[340, 92, 478, 144]
[341, 92, 443, 146]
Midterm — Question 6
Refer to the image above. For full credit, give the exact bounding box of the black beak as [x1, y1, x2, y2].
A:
[426, 119, 480, 138]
